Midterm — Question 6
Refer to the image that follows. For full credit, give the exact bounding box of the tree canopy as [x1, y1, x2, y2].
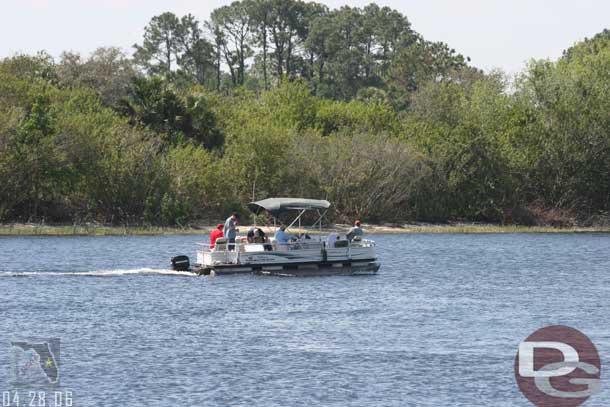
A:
[0, 2, 608, 227]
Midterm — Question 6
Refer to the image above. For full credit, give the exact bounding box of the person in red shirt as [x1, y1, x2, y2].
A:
[210, 224, 224, 249]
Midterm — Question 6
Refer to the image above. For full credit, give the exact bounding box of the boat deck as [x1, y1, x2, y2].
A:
[193, 238, 379, 276]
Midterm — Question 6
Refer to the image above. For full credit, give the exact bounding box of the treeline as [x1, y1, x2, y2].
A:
[131, 1, 468, 105]
[0, 2, 608, 226]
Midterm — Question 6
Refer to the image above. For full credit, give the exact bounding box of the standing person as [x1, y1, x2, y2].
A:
[224, 211, 239, 250]
[346, 220, 364, 241]
[326, 232, 340, 247]
[209, 224, 224, 250]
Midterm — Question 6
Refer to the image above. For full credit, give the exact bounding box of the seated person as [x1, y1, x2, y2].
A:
[246, 227, 256, 243]
[253, 228, 273, 250]
[274, 225, 296, 247]
[210, 224, 224, 249]
[346, 220, 364, 241]
[247, 227, 267, 243]
[254, 228, 266, 243]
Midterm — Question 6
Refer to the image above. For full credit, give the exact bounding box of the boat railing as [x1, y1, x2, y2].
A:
[196, 236, 375, 253]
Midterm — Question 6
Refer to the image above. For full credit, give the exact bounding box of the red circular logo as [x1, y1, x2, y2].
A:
[514, 325, 601, 407]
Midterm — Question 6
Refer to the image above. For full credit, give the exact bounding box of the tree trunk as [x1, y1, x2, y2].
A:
[238, 37, 245, 85]
[365, 40, 371, 79]
[319, 59, 324, 84]
[271, 26, 284, 81]
[216, 54, 221, 90]
[262, 28, 268, 89]
[286, 35, 292, 79]
[166, 37, 172, 73]
[197, 63, 205, 85]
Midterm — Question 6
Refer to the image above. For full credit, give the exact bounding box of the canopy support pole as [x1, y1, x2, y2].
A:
[310, 209, 327, 240]
[287, 209, 307, 231]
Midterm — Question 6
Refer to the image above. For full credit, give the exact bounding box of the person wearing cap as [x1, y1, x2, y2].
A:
[210, 224, 224, 249]
[223, 211, 239, 251]
[346, 220, 364, 241]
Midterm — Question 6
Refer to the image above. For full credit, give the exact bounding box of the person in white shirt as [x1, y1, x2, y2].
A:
[223, 211, 239, 250]
[326, 232, 340, 247]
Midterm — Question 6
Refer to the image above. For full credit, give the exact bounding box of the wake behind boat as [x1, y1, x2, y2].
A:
[171, 198, 380, 276]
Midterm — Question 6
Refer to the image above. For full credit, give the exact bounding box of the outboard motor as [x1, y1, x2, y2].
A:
[171, 255, 190, 271]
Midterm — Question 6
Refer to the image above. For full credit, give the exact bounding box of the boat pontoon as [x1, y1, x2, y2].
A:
[171, 198, 380, 276]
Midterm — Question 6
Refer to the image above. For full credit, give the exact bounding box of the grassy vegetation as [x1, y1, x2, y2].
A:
[372, 225, 610, 234]
[1, 223, 608, 236]
[0, 224, 210, 236]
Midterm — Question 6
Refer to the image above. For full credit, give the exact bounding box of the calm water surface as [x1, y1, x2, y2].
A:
[1, 233, 610, 406]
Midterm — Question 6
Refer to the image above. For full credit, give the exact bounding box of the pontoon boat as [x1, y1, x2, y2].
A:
[171, 198, 380, 276]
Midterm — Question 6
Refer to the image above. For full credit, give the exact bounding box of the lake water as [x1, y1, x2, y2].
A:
[1, 233, 609, 406]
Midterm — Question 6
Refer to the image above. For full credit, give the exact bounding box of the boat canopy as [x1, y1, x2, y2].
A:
[247, 198, 331, 215]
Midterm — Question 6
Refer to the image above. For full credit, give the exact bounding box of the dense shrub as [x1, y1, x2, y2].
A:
[1, 29, 609, 225]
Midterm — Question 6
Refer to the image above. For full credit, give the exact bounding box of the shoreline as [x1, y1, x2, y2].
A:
[1, 223, 609, 236]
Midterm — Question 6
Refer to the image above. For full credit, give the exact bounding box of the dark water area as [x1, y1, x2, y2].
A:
[1, 233, 610, 406]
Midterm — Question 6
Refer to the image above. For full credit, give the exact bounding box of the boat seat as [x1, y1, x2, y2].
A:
[334, 239, 349, 248]
[214, 238, 227, 251]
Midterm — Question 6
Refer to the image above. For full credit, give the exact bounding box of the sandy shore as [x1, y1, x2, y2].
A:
[1, 222, 609, 236]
